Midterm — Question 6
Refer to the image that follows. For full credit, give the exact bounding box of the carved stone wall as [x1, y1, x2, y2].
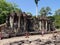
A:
[5, 11, 55, 34]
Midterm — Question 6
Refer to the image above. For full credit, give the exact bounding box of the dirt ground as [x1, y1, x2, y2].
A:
[0, 34, 54, 45]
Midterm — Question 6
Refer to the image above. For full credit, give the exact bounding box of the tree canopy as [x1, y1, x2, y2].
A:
[0, 0, 21, 24]
[40, 7, 51, 16]
[34, 0, 40, 5]
[54, 9, 60, 15]
[53, 9, 60, 28]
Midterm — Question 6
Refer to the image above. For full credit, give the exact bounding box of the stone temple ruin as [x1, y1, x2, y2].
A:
[4, 11, 55, 36]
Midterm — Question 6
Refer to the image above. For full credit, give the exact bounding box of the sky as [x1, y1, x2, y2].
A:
[6, 0, 60, 15]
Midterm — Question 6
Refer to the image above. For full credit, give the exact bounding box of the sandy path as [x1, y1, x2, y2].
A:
[0, 34, 53, 45]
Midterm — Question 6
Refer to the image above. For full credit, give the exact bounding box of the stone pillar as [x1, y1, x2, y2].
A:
[42, 21, 44, 30]
[41, 20, 45, 36]
[24, 17, 26, 32]
[10, 16, 14, 29]
[39, 21, 41, 30]
[46, 21, 47, 32]
[0, 27, 1, 40]
[18, 13, 21, 31]
[0, 32, 2, 40]
[49, 24, 50, 32]
[24, 17, 29, 38]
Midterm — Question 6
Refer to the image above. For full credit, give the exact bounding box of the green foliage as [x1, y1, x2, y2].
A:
[34, 0, 40, 5]
[53, 15, 60, 29]
[48, 16, 55, 22]
[40, 7, 51, 16]
[53, 9, 60, 29]
[55, 9, 60, 15]
[0, 0, 21, 24]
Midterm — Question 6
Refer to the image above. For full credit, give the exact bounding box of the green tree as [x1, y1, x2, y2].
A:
[54, 9, 60, 15]
[34, 0, 40, 5]
[48, 16, 55, 22]
[40, 7, 51, 16]
[54, 15, 60, 28]
[0, 0, 21, 24]
[53, 10, 60, 29]
[53, 9, 60, 29]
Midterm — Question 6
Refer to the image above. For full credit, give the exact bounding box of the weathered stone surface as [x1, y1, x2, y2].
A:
[10, 42, 20, 45]
[24, 40, 30, 44]
[45, 40, 52, 44]
[21, 43, 30, 45]
[34, 38, 41, 42]
[4, 43, 10, 45]
[18, 42, 23, 45]
[4, 36, 60, 45]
